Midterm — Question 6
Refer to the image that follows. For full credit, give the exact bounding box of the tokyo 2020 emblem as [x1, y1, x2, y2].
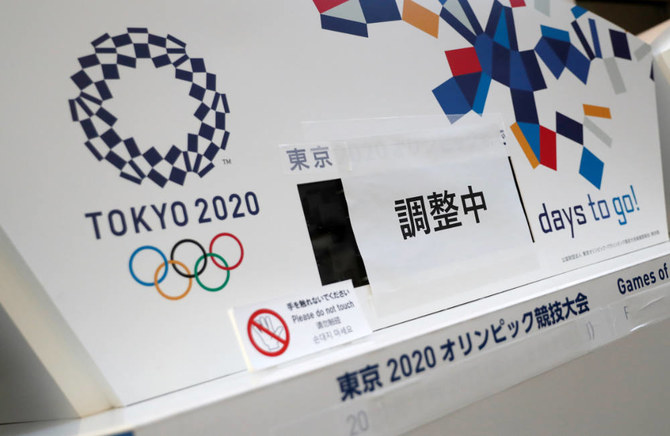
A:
[68, 28, 229, 187]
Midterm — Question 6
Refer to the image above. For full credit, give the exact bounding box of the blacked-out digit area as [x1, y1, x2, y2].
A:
[297, 178, 369, 288]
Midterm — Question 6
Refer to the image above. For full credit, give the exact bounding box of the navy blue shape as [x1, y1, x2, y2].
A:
[78, 54, 99, 68]
[474, 34, 494, 75]
[106, 151, 126, 170]
[566, 46, 590, 83]
[101, 129, 122, 147]
[169, 167, 186, 185]
[124, 138, 140, 157]
[215, 111, 226, 129]
[128, 159, 145, 177]
[95, 47, 117, 54]
[187, 133, 198, 152]
[504, 7, 518, 51]
[432, 78, 472, 117]
[151, 55, 170, 69]
[176, 69, 193, 82]
[95, 81, 113, 100]
[572, 21, 595, 60]
[167, 34, 186, 47]
[485, 0, 503, 39]
[112, 34, 132, 47]
[134, 44, 151, 58]
[194, 103, 209, 121]
[91, 33, 110, 47]
[117, 55, 136, 68]
[198, 162, 215, 177]
[220, 131, 230, 149]
[143, 147, 162, 166]
[85, 141, 103, 160]
[167, 48, 187, 54]
[102, 64, 120, 79]
[589, 18, 602, 58]
[165, 145, 181, 164]
[220, 93, 230, 112]
[360, 0, 401, 23]
[610, 29, 631, 60]
[120, 172, 143, 184]
[173, 55, 188, 67]
[148, 34, 166, 47]
[96, 107, 117, 126]
[206, 73, 216, 91]
[183, 152, 193, 172]
[75, 97, 93, 116]
[204, 142, 219, 160]
[68, 99, 78, 121]
[547, 37, 570, 63]
[81, 119, 98, 139]
[191, 58, 206, 73]
[193, 154, 203, 172]
[579, 148, 603, 189]
[119, 169, 143, 183]
[320, 15, 368, 37]
[81, 92, 102, 105]
[491, 42, 510, 86]
[520, 50, 546, 91]
[128, 27, 148, 33]
[510, 89, 538, 124]
[148, 169, 167, 187]
[199, 123, 215, 140]
[118, 171, 141, 183]
[189, 84, 206, 100]
[454, 72, 481, 106]
[535, 38, 565, 78]
[71, 70, 93, 89]
[556, 112, 583, 144]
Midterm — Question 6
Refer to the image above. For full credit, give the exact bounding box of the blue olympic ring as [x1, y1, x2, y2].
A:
[129, 245, 168, 286]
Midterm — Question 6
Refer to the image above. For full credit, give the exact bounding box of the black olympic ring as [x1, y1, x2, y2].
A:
[170, 239, 207, 278]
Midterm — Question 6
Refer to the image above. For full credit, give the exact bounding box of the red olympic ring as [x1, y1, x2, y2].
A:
[209, 232, 244, 271]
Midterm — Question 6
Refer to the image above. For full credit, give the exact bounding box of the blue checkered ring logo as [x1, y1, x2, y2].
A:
[68, 28, 230, 187]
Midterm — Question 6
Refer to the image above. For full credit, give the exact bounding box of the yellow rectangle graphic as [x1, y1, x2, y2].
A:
[583, 104, 612, 119]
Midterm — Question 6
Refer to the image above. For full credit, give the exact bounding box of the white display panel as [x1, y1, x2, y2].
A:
[0, 0, 666, 409]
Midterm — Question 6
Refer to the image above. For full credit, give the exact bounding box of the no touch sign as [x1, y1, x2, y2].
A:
[230, 280, 371, 370]
[247, 309, 290, 357]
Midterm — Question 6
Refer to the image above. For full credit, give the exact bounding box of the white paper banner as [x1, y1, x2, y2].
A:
[340, 121, 535, 294]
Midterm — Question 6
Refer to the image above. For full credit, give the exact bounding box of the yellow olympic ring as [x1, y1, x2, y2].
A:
[154, 260, 193, 301]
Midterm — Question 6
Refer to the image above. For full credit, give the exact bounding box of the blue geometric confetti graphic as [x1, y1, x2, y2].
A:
[69, 28, 230, 187]
[313, 1, 647, 189]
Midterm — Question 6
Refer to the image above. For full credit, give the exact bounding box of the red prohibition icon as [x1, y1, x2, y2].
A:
[247, 308, 290, 357]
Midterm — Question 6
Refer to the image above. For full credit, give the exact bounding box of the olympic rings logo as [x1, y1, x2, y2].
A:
[128, 233, 243, 300]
